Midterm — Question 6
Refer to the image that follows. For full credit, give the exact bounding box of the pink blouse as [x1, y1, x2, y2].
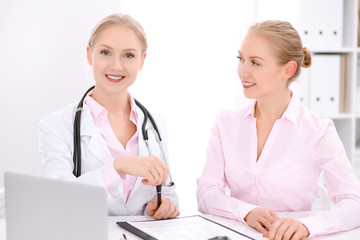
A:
[197, 96, 360, 237]
[85, 92, 138, 202]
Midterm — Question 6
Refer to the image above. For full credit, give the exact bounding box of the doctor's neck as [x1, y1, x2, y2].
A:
[91, 88, 131, 115]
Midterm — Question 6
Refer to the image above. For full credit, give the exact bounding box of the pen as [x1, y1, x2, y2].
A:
[156, 185, 162, 208]
[122, 233, 127, 240]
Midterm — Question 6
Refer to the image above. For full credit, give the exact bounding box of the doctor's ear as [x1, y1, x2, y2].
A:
[139, 52, 147, 70]
[86, 45, 93, 66]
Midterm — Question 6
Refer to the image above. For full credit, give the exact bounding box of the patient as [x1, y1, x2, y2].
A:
[196, 20, 360, 239]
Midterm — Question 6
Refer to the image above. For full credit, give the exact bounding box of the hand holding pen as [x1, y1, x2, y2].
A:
[145, 196, 180, 220]
[156, 185, 162, 208]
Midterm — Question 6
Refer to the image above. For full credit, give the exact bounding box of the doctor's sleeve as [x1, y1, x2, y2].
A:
[297, 120, 360, 237]
[196, 114, 257, 223]
[39, 113, 75, 179]
[39, 112, 106, 187]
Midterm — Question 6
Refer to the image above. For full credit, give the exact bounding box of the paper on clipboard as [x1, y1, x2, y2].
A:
[117, 215, 255, 240]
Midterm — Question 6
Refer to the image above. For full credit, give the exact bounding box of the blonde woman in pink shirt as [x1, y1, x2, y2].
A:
[39, 13, 179, 219]
[197, 20, 360, 239]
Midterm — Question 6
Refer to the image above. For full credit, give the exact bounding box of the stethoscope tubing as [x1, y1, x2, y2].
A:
[73, 85, 95, 177]
[72, 85, 174, 186]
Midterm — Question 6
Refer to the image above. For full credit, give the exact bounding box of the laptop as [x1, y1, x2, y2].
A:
[4, 172, 108, 240]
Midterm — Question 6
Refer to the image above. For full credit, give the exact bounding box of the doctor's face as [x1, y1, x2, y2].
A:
[237, 32, 288, 100]
[87, 25, 146, 95]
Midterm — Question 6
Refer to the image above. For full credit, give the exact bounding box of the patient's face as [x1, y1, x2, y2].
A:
[237, 32, 288, 100]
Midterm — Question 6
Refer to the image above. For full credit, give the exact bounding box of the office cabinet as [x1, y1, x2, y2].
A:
[296, 0, 360, 177]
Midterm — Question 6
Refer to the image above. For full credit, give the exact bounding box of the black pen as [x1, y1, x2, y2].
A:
[156, 185, 162, 208]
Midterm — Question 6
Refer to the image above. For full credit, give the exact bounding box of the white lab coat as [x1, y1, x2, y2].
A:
[39, 99, 178, 216]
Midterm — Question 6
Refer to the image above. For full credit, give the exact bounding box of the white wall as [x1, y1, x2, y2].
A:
[121, 0, 256, 215]
[0, 0, 257, 216]
[0, 0, 121, 184]
[256, 0, 298, 25]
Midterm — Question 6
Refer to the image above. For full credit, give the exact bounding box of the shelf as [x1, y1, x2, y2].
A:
[298, 0, 358, 164]
[317, 113, 353, 119]
[311, 48, 355, 54]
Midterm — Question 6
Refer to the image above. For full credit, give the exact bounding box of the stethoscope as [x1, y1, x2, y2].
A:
[73, 86, 174, 206]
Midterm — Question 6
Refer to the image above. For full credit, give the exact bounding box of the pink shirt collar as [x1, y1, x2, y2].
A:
[244, 92, 300, 125]
[84, 90, 138, 124]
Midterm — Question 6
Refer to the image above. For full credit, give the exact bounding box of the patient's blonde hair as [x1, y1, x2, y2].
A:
[249, 20, 311, 85]
[88, 13, 147, 53]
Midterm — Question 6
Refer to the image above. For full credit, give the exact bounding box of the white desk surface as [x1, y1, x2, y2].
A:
[1, 212, 360, 239]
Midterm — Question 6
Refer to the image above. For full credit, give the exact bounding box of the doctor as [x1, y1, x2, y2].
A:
[39, 13, 179, 219]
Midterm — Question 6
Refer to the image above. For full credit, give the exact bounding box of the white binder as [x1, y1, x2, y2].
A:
[298, 0, 315, 48]
[291, 68, 310, 108]
[316, 0, 343, 48]
[357, 87, 360, 113]
[299, 0, 343, 49]
[357, 62, 360, 113]
[309, 54, 341, 115]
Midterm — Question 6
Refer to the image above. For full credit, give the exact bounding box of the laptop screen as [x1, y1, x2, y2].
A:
[4, 172, 108, 240]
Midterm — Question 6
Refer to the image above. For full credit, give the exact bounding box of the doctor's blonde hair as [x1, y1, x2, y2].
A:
[248, 20, 312, 86]
[88, 13, 148, 53]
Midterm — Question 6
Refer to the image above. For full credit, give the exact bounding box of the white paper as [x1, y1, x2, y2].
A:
[128, 216, 252, 240]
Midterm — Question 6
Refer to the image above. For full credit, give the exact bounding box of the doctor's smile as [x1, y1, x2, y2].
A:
[105, 74, 125, 83]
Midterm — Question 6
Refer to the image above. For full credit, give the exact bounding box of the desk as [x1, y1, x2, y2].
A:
[1, 213, 359, 239]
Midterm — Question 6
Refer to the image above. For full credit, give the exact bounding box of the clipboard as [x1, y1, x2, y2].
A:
[117, 221, 157, 240]
[116, 215, 255, 240]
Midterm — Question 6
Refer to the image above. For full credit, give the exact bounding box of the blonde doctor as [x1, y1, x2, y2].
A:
[39, 13, 179, 219]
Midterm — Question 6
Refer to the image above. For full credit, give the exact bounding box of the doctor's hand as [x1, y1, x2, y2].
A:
[264, 218, 309, 240]
[114, 156, 168, 186]
[244, 207, 279, 234]
[146, 197, 180, 220]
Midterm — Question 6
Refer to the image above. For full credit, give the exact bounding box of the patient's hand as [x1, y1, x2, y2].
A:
[244, 207, 279, 233]
[265, 218, 309, 240]
[146, 197, 180, 220]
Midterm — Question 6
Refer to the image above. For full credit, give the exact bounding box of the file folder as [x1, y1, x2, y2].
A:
[299, 0, 343, 49]
[339, 54, 349, 113]
[298, 0, 315, 48]
[357, 87, 360, 113]
[292, 67, 310, 108]
[357, 62, 360, 113]
[309, 54, 341, 115]
[315, 0, 343, 48]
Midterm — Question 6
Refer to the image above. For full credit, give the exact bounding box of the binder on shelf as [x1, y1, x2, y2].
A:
[358, 0, 360, 47]
[357, 61, 360, 113]
[298, 0, 315, 48]
[315, 0, 343, 48]
[291, 68, 310, 108]
[308, 54, 342, 116]
[339, 54, 349, 113]
[299, 0, 343, 49]
[357, 87, 360, 113]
